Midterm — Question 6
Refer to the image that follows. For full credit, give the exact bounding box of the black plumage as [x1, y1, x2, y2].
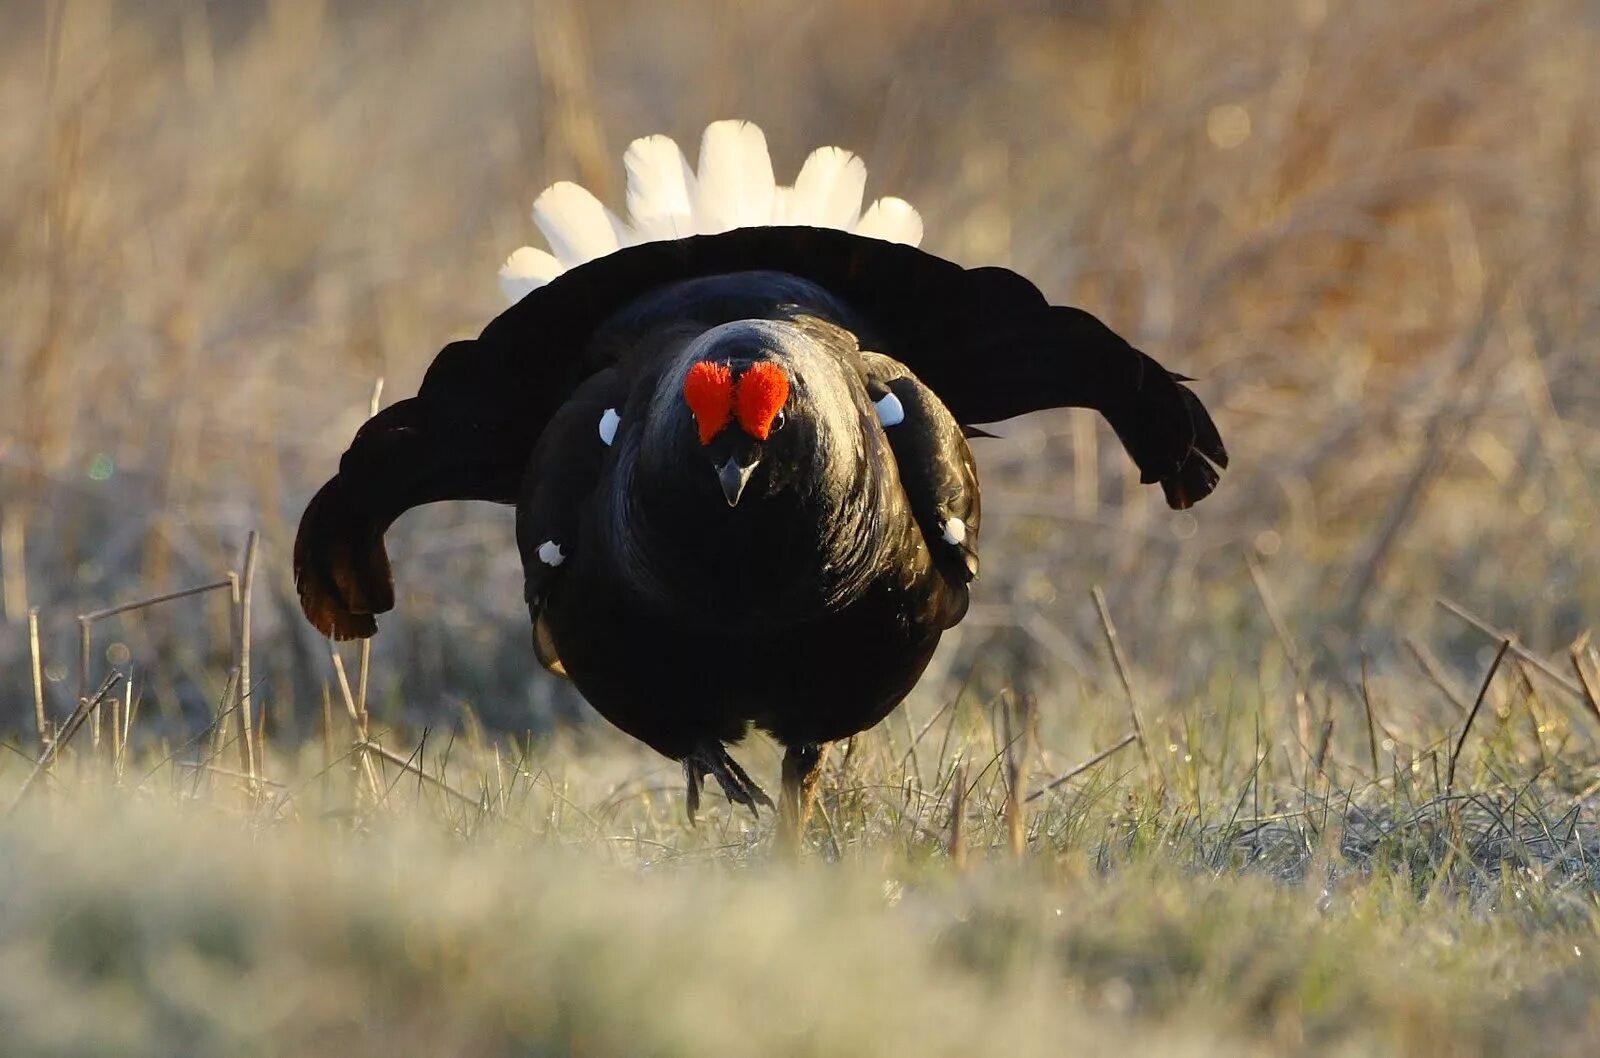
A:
[294, 226, 1227, 834]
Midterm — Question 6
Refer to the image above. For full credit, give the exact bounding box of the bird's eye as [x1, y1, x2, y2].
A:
[772, 410, 787, 431]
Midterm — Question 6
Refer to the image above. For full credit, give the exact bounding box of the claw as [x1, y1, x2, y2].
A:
[681, 743, 773, 823]
[683, 758, 704, 823]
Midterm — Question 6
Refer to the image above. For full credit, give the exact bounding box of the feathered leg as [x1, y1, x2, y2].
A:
[777, 742, 828, 856]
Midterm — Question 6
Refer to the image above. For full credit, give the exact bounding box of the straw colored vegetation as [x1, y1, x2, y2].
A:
[2, 1, 1599, 1055]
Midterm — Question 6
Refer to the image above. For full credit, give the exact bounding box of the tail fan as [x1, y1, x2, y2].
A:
[693, 120, 777, 232]
[624, 134, 697, 241]
[498, 119, 924, 301]
[787, 146, 866, 228]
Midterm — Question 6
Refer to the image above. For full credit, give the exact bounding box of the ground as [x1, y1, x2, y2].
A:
[1, 1, 1598, 1055]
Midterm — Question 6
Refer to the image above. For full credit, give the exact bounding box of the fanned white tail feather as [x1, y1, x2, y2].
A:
[692, 120, 776, 233]
[532, 182, 625, 268]
[499, 120, 923, 302]
[789, 147, 866, 229]
[854, 196, 924, 246]
[499, 246, 563, 303]
[624, 134, 696, 241]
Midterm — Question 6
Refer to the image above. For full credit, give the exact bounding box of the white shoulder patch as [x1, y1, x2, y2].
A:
[941, 517, 967, 546]
[598, 407, 620, 446]
[874, 391, 905, 427]
[536, 540, 565, 567]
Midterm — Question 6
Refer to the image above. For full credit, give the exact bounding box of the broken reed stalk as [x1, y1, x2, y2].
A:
[1447, 638, 1512, 795]
[177, 762, 285, 788]
[1404, 636, 1471, 713]
[1570, 638, 1600, 728]
[1026, 731, 1139, 803]
[80, 618, 93, 747]
[109, 674, 124, 777]
[78, 579, 235, 623]
[255, 684, 270, 773]
[78, 577, 234, 754]
[947, 760, 967, 870]
[357, 638, 372, 727]
[235, 531, 260, 783]
[1312, 717, 1335, 775]
[207, 669, 242, 787]
[8, 673, 123, 814]
[1247, 555, 1317, 774]
[321, 683, 335, 804]
[1437, 597, 1585, 702]
[120, 672, 136, 777]
[1001, 694, 1034, 858]
[1091, 586, 1160, 782]
[357, 738, 478, 807]
[1246, 554, 1308, 687]
[28, 607, 48, 746]
[1359, 654, 1382, 775]
[331, 648, 384, 802]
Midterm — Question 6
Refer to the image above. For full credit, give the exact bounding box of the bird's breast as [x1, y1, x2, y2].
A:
[590, 438, 924, 633]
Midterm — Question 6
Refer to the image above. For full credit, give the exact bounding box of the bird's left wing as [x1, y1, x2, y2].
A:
[859, 351, 981, 592]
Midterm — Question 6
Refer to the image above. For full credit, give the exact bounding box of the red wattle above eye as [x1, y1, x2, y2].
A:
[735, 362, 790, 441]
[684, 361, 734, 445]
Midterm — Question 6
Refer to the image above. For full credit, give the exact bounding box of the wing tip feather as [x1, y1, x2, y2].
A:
[293, 476, 394, 641]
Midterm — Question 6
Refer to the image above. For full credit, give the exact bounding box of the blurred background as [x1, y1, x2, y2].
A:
[2, 0, 1597, 755]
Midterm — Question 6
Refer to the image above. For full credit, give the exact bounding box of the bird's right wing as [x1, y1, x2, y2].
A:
[514, 368, 626, 673]
[293, 346, 533, 640]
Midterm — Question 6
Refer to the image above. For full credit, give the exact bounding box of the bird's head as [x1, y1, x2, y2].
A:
[639, 319, 865, 509]
[684, 358, 787, 505]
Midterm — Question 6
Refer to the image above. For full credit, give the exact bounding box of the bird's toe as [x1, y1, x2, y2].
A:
[682, 743, 772, 821]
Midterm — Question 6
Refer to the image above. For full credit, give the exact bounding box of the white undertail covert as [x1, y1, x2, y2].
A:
[499, 120, 924, 303]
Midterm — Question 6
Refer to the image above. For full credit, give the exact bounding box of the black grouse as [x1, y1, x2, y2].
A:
[294, 121, 1227, 838]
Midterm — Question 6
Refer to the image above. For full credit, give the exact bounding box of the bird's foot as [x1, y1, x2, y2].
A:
[683, 743, 774, 823]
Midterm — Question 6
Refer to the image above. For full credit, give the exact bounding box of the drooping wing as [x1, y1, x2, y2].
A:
[293, 363, 529, 640]
[294, 316, 611, 639]
[860, 351, 980, 591]
[514, 368, 626, 672]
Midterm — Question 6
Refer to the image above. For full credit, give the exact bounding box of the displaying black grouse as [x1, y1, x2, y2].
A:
[294, 121, 1227, 839]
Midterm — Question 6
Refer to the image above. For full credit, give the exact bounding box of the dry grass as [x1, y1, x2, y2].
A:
[2, 0, 1600, 1055]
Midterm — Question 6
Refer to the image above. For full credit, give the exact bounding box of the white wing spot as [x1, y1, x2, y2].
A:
[598, 407, 620, 446]
[536, 540, 565, 567]
[874, 392, 905, 427]
[941, 517, 967, 546]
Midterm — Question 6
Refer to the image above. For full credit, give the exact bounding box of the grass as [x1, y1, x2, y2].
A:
[1, 691, 1597, 1057]
[3, 0, 1600, 1054]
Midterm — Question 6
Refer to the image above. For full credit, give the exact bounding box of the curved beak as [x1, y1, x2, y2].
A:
[717, 456, 758, 507]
